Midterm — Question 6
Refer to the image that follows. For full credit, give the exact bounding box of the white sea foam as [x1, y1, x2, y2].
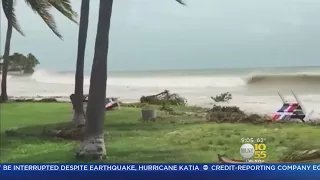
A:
[6, 67, 320, 119]
[0, 75, 12, 79]
[29, 68, 320, 93]
[30, 69, 245, 88]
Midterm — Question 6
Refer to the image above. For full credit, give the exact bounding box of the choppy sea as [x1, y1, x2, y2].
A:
[3, 66, 320, 119]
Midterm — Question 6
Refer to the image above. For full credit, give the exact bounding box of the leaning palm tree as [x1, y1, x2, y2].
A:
[0, 0, 78, 102]
[76, 0, 186, 160]
[72, 0, 90, 126]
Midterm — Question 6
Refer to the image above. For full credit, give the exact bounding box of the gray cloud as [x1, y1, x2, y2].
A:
[1, 0, 320, 71]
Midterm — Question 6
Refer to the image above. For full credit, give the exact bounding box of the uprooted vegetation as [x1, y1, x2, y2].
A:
[206, 105, 269, 124]
[140, 90, 187, 106]
[121, 90, 188, 115]
[122, 101, 269, 124]
[211, 92, 232, 103]
[123, 91, 268, 124]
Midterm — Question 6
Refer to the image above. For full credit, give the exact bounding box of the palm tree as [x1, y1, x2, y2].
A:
[75, 0, 113, 159]
[72, 0, 90, 126]
[76, 0, 186, 159]
[1, 0, 14, 102]
[0, 0, 78, 102]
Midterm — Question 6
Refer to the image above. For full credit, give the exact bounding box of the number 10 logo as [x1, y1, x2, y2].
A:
[254, 144, 267, 159]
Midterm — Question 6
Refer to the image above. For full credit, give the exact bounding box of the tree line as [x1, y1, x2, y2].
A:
[0, 53, 40, 73]
[0, 0, 185, 160]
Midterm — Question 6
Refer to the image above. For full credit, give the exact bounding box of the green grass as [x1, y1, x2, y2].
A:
[1, 102, 319, 163]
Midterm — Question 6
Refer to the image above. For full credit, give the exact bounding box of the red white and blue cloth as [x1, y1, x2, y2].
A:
[270, 103, 305, 121]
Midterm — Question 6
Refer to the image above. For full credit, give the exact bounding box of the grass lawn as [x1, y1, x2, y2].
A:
[1, 102, 319, 163]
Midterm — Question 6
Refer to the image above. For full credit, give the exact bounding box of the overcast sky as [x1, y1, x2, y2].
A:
[1, 0, 320, 71]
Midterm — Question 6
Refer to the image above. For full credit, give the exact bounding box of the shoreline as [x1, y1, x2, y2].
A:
[7, 95, 320, 123]
[9, 96, 71, 103]
[8, 95, 141, 104]
[6, 95, 271, 115]
[5, 95, 320, 125]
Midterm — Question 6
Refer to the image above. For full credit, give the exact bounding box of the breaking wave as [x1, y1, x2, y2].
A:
[244, 72, 320, 94]
[29, 69, 245, 88]
[26, 69, 320, 89]
[246, 73, 320, 85]
[30, 69, 91, 85]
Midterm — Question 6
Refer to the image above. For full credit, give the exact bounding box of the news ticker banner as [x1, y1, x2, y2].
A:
[0, 164, 319, 180]
[1, 163, 320, 171]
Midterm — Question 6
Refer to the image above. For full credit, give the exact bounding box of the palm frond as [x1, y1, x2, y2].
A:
[2, 0, 25, 36]
[48, 0, 78, 24]
[176, 0, 186, 6]
[25, 0, 62, 39]
[280, 143, 320, 162]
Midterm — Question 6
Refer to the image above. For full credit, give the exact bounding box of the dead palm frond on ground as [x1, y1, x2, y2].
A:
[280, 144, 320, 163]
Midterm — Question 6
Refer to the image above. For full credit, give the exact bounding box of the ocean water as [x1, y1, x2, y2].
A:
[3, 66, 320, 120]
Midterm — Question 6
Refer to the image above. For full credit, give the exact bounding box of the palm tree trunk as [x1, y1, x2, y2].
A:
[1, 0, 14, 103]
[72, 0, 90, 126]
[76, 0, 113, 160]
